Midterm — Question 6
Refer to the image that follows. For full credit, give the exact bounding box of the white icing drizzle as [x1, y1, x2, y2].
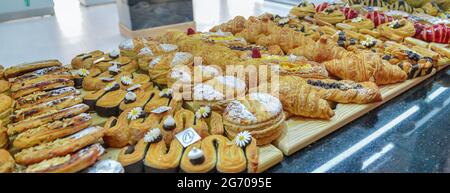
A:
[188, 147, 204, 160]
[86, 159, 124, 173]
[93, 57, 106, 64]
[79, 113, 92, 121]
[139, 47, 154, 56]
[159, 44, 178, 52]
[197, 65, 219, 77]
[287, 54, 298, 62]
[125, 92, 136, 101]
[143, 128, 162, 143]
[170, 52, 193, 67]
[148, 56, 162, 68]
[351, 17, 364, 23]
[151, 106, 172, 114]
[224, 101, 257, 123]
[193, 84, 224, 101]
[119, 39, 134, 51]
[248, 92, 282, 116]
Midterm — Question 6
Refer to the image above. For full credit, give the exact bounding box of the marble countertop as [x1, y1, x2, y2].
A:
[269, 66, 450, 173]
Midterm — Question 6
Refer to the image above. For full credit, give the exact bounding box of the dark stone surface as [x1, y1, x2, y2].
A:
[268, 66, 450, 173]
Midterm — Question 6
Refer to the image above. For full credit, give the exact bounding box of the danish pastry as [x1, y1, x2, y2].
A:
[378, 19, 416, 42]
[0, 149, 15, 173]
[4, 60, 62, 79]
[118, 137, 149, 173]
[11, 78, 74, 99]
[16, 86, 80, 109]
[0, 80, 9, 94]
[314, 6, 346, 25]
[71, 50, 104, 69]
[143, 138, 184, 173]
[289, 1, 316, 18]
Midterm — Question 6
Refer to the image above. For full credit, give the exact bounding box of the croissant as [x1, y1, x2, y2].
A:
[323, 52, 407, 85]
[288, 36, 354, 62]
[289, 1, 316, 18]
[256, 76, 334, 119]
[235, 16, 280, 43]
[255, 27, 313, 52]
[365, 11, 393, 27]
[210, 16, 247, 34]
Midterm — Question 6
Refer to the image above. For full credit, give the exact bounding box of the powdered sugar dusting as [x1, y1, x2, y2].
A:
[171, 52, 193, 67]
[224, 101, 257, 123]
[193, 84, 224, 101]
[215, 76, 246, 91]
[249, 92, 282, 116]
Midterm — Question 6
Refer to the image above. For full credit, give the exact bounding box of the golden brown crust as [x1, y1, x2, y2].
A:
[71, 50, 104, 69]
[0, 149, 15, 173]
[4, 60, 62, 79]
[118, 138, 149, 166]
[15, 86, 79, 109]
[11, 78, 74, 99]
[143, 139, 183, 171]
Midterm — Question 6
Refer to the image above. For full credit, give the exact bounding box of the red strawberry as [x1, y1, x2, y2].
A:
[187, 28, 196, 35]
[251, 48, 261, 58]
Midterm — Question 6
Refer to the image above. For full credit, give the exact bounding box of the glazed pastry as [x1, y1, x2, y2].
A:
[143, 138, 183, 173]
[256, 76, 334, 119]
[84, 159, 124, 173]
[214, 135, 247, 173]
[117, 137, 149, 173]
[314, 6, 346, 25]
[378, 19, 416, 42]
[11, 78, 74, 99]
[9, 66, 71, 85]
[11, 95, 82, 123]
[71, 50, 104, 69]
[388, 0, 415, 13]
[306, 79, 382, 104]
[397, 59, 434, 79]
[234, 16, 279, 44]
[414, 23, 450, 44]
[323, 52, 407, 85]
[95, 89, 127, 117]
[24, 143, 104, 173]
[0, 80, 8, 94]
[13, 113, 92, 150]
[14, 126, 104, 165]
[0, 121, 8, 149]
[4, 60, 62, 79]
[179, 140, 216, 173]
[223, 92, 285, 145]
[289, 1, 316, 18]
[159, 108, 194, 145]
[340, 6, 359, 20]
[342, 17, 376, 31]
[9, 70, 73, 93]
[192, 30, 247, 48]
[365, 11, 393, 27]
[119, 83, 155, 113]
[0, 149, 15, 173]
[210, 16, 247, 34]
[7, 104, 89, 135]
[203, 75, 247, 100]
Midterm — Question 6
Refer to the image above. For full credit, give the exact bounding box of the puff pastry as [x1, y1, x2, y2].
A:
[71, 50, 104, 69]
[0, 149, 15, 173]
[4, 60, 62, 79]
[11, 78, 74, 99]
[15, 86, 79, 109]
[378, 19, 416, 42]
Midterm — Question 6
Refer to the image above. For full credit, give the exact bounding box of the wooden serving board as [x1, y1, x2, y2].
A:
[87, 102, 284, 173]
[273, 67, 445, 156]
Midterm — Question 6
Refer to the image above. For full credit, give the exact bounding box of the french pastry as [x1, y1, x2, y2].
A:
[119, 83, 155, 113]
[223, 92, 285, 145]
[11, 95, 83, 123]
[13, 113, 92, 150]
[191, 30, 248, 48]
[305, 78, 382, 104]
[117, 137, 149, 173]
[388, 0, 415, 13]
[0, 80, 9, 94]
[24, 143, 104, 173]
[340, 6, 359, 20]
[256, 76, 335, 120]
[194, 109, 224, 136]
[342, 16, 376, 31]
[95, 89, 127, 117]
[255, 27, 314, 52]
[234, 16, 279, 44]
[179, 140, 217, 173]
[14, 126, 104, 165]
[159, 108, 194, 145]
[9, 69, 73, 93]
[210, 16, 247, 35]
[84, 159, 124, 173]
[378, 19, 416, 42]
[275, 56, 329, 79]
[0, 94, 13, 125]
[119, 37, 154, 58]
[419, 2, 440, 16]
[143, 138, 184, 173]
[8, 66, 67, 83]
[71, 50, 104, 69]
[314, 6, 346, 25]
[289, 1, 316, 18]
[0, 121, 8, 149]
[414, 23, 450, 44]
[288, 35, 354, 62]
[203, 75, 247, 99]
[10, 78, 74, 99]
[3, 60, 62, 79]
[323, 52, 408, 85]
[148, 52, 193, 85]
[213, 135, 247, 173]
[0, 149, 15, 173]
[365, 11, 393, 27]
[7, 103, 89, 135]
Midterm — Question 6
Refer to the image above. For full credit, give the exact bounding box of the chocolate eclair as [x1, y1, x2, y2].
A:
[14, 126, 104, 165]
[143, 139, 184, 173]
[117, 138, 149, 173]
[25, 143, 104, 173]
[15, 86, 79, 109]
[13, 113, 92, 150]
[7, 104, 89, 135]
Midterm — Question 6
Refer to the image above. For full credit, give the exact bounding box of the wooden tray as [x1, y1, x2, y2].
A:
[273, 67, 447, 156]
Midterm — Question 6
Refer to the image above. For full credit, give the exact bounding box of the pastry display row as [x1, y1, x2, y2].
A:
[0, 0, 449, 173]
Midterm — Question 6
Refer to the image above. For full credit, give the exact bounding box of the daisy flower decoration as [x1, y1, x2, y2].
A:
[127, 107, 143, 120]
[234, 131, 252, 148]
[195, 106, 211, 119]
[143, 128, 162, 143]
[121, 75, 133, 85]
[77, 68, 89, 77]
[159, 88, 173, 98]
[104, 82, 119, 91]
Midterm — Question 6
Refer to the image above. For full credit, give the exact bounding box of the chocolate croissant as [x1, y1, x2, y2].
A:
[14, 126, 104, 165]
[323, 52, 408, 85]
